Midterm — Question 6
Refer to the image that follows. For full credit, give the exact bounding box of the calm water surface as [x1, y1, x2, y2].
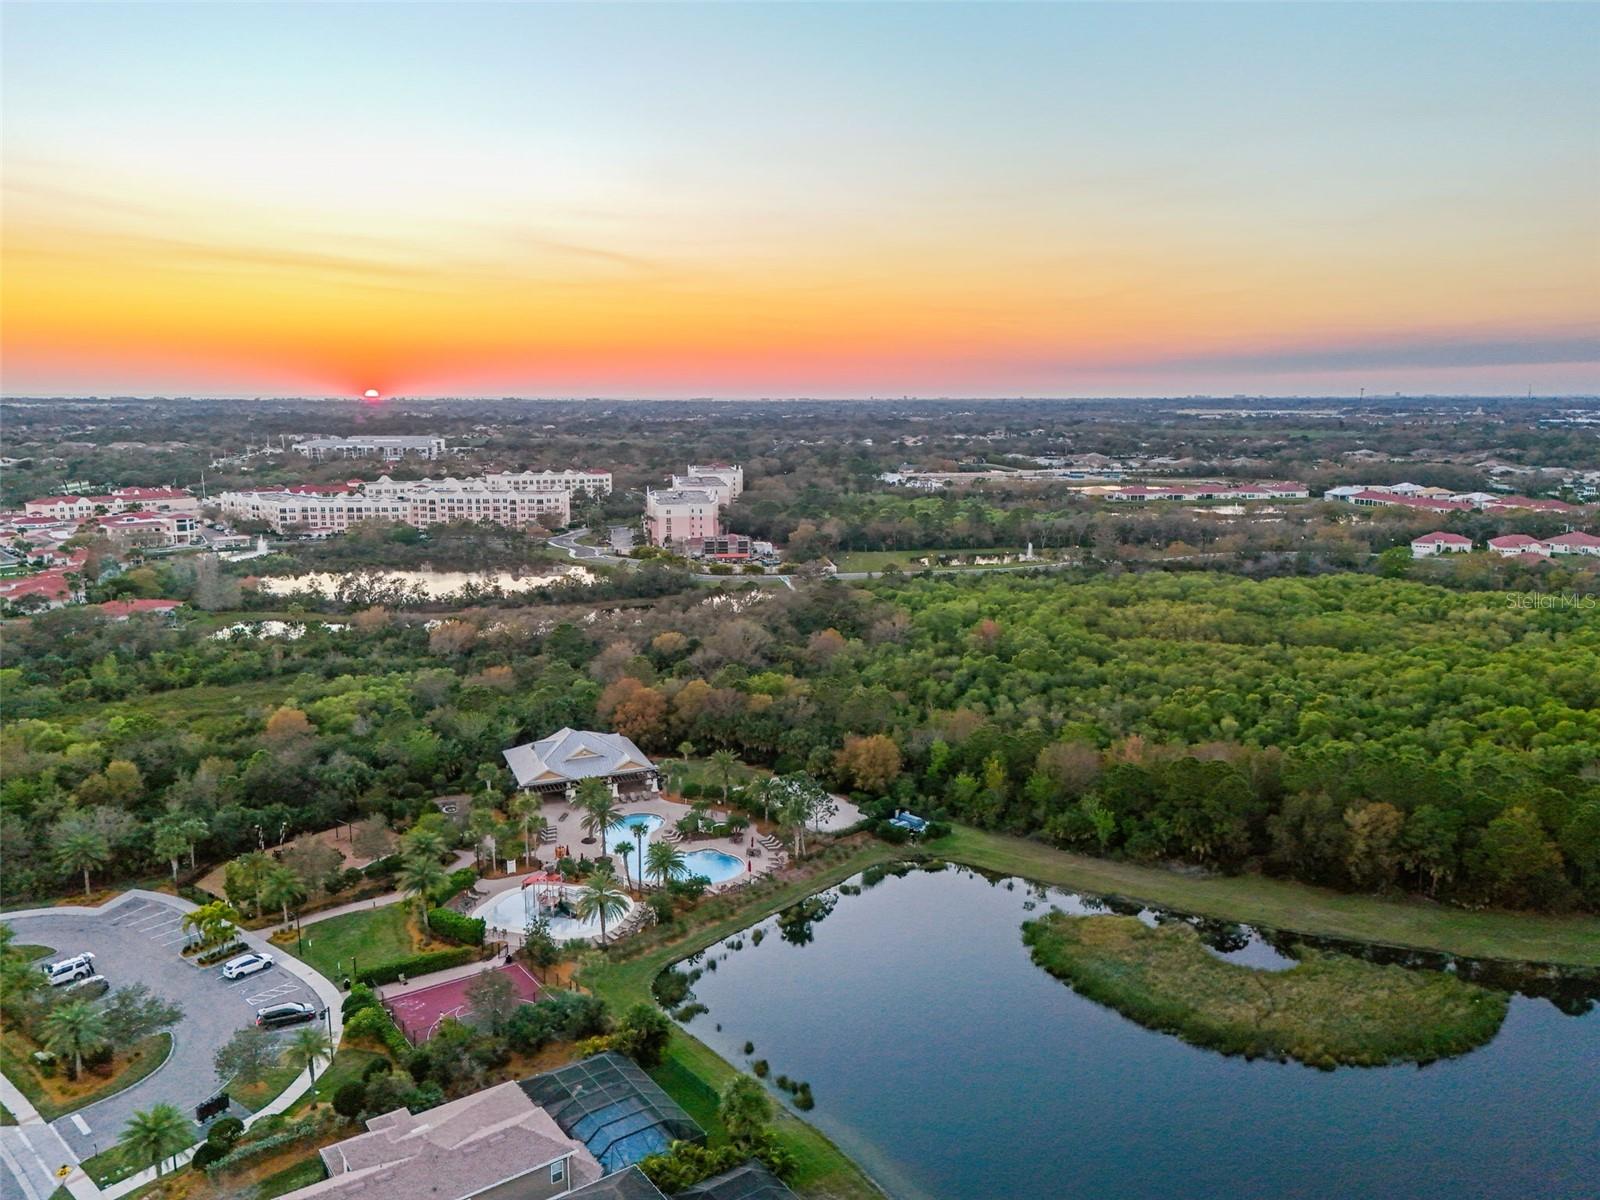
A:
[677, 866, 1600, 1200]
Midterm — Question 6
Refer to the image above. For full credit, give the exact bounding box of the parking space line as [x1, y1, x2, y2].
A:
[137, 914, 183, 930]
[157, 933, 189, 946]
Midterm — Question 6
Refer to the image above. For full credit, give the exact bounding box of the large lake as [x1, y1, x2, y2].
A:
[675, 865, 1600, 1200]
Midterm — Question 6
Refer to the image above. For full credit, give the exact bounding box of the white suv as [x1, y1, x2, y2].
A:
[220, 952, 274, 980]
[40, 953, 96, 986]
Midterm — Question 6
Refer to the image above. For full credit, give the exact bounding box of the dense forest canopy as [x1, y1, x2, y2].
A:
[2, 569, 1595, 914]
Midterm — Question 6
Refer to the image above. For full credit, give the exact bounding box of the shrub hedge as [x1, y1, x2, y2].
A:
[355, 946, 477, 987]
[425, 909, 485, 946]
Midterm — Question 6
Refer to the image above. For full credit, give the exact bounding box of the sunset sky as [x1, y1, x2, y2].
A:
[3, 2, 1596, 398]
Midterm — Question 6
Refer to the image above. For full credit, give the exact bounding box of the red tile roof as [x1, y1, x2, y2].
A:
[1413, 532, 1472, 545]
[94, 599, 183, 618]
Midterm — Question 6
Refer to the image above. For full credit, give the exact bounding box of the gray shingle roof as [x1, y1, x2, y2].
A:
[503, 728, 655, 789]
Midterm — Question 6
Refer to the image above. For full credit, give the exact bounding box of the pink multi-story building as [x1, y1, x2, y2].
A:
[645, 489, 720, 547]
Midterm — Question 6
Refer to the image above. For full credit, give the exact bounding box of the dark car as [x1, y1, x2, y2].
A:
[255, 1002, 317, 1029]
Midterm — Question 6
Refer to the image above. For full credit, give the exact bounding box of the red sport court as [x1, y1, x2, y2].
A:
[384, 962, 541, 1043]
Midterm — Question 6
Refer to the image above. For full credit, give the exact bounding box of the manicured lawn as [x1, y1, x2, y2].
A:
[12, 944, 53, 961]
[280, 904, 425, 982]
[931, 826, 1600, 967]
[80, 1137, 189, 1189]
[0, 1033, 173, 1122]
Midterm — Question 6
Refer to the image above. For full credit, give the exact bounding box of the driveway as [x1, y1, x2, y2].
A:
[8, 895, 329, 1160]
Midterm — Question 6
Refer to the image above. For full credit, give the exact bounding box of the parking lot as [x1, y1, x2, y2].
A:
[9, 894, 329, 1160]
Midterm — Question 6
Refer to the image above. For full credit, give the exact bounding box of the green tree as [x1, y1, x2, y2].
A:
[709, 749, 738, 804]
[286, 1025, 333, 1085]
[613, 1002, 673, 1068]
[152, 818, 190, 883]
[102, 984, 182, 1050]
[1344, 801, 1405, 890]
[509, 792, 548, 863]
[577, 778, 619, 845]
[614, 841, 635, 893]
[465, 969, 519, 1034]
[118, 1103, 192, 1178]
[181, 900, 241, 948]
[214, 1026, 278, 1087]
[718, 1073, 773, 1147]
[54, 819, 110, 897]
[259, 863, 307, 925]
[1471, 806, 1567, 908]
[645, 841, 687, 889]
[42, 999, 108, 1076]
[399, 853, 448, 933]
[575, 862, 629, 944]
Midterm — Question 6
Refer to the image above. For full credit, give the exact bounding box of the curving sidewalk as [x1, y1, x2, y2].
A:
[2, 890, 344, 1200]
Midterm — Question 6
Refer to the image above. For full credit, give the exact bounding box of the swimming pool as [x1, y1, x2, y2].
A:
[680, 848, 747, 885]
[604, 812, 664, 855]
[477, 883, 634, 943]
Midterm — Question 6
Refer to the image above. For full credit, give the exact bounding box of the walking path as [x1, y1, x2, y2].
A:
[263, 850, 474, 935]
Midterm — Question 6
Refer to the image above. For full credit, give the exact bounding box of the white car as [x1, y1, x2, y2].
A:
[220, 952, 274, 980]
[40, 953, 96, 986]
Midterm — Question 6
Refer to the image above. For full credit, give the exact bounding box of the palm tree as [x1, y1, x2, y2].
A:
[574, 864, 629, 945]
[259, 864, 306, 926]
[645, 842, 688, 890]
[153, 819, 189, 883]
[42, 1000, 107, 1077]
[286, 1025, 333, 1085]
[177, 815, 208, 870]
[231, 851, 271, 917]
[403, 826, 450, 863]
[509, 792, 546, 862]
[576, 778, 619, 845]
[632, 823, 647, 890]
[675, 741, 696, 795]
[118, 1103, 193, 1178]
[55, 823, 110, 898]
[466, 804, 498, 872]
[399, 854, 447, 933]
[613, 841, 635, 894]
[181, 900, 241, 948]
[709, 749, 738, 804]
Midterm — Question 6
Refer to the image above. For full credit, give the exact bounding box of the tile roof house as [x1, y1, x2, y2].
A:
[503, 730, 659, 798]
[93, 599, 184, 620]
[1543, 531, 1600, 556]
[292, 1081, 602, 1200]
[1411, 532, 1474, 558]
[1487, 535, 1550, 558]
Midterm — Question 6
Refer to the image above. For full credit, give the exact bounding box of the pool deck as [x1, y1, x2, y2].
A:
[474, 793, 784, 945]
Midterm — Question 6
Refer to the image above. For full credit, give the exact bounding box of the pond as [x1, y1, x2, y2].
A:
[673, 865, 1600, 1200]
[255, 566, 592, 601]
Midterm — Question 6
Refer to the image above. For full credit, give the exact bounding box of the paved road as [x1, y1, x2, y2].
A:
[548, 527, 631, 565]
[11, 896, 324, 1159]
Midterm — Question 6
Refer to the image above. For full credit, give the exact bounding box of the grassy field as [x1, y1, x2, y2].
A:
[1023, 913, 1509, 1068]
[280, 904, 430, 982]
[931, 826, 1600, 967]
[0, 1033, 173, 1122]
